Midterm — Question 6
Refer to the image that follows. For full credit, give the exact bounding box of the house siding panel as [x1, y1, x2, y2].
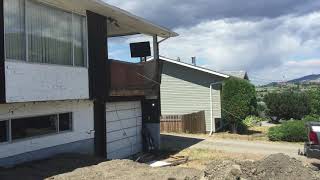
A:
[161, 61, 224, 132]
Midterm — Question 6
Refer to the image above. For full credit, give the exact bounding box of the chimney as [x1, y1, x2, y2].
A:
[177, 57, 181, 62]
[191, 57, 196, 66]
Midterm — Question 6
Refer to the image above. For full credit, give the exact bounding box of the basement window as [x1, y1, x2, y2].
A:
[0, 121, 9, 143]
[59, 113, 73, 132]
[6, 112, 73, 141]
[12, 114, 58, 140]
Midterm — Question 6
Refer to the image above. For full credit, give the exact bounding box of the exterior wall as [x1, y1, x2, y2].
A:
[161, 61, 224, 132]
[0, 100, 94, 166]
[5, 61, 89, 103]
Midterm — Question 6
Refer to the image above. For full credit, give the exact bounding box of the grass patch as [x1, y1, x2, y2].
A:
[213, 126, 271, 141]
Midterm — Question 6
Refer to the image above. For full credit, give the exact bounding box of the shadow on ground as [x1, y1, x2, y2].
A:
[0, 154, 105, 180]
[0, 135, 204, 180]
[161, 134, 204, 152]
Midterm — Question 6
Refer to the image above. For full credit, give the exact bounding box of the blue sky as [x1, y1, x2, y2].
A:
[106, 0, 320, 85]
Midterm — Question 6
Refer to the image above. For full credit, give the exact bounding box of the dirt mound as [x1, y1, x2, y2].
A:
[201, 154, 320, 180]
[49, 159, 201, 180]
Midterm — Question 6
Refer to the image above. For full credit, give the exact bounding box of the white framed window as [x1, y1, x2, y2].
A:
[0, 112, 73, 143]
[4, 0, 88, 67]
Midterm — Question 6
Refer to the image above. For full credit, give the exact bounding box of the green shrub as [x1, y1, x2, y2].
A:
[222, 78, 257, 133]
[264, 91, 311, 121]
[268, 120, 307, 142]
[307, 89, 320, 115]
[303, 114, 320, 122]
[243, 115, 266, 127]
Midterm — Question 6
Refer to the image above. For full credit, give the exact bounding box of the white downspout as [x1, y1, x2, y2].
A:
[209, 82, 223, 135]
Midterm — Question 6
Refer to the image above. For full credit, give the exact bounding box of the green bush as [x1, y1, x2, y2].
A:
[222, 78, 257, 133]
[268, 120, 307, 142]
[307, 89, 320, 115]
[264, 91, 311, 121]
[243, 115, 266, 127]
[303, 114, 320, 122]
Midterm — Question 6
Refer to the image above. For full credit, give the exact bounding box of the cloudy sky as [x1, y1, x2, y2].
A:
[106, 0, 320, 85]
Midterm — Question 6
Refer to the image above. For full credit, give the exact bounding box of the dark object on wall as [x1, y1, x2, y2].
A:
[142, 99, 160, 124]
[87, 10, 108, 158]
[0, 0, 5, 103]
[130, 42, 151, 58]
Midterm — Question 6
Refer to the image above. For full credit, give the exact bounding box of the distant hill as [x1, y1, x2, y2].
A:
[287, 74, 320, 84]
[263, 74, 320, 87]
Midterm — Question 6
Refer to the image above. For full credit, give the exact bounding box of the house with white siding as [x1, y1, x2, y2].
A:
[0, 0, 177, 167]
[159, 57, 248, 133]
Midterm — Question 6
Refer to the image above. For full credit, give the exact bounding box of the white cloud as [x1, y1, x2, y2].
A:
[154, 12, 320, 84]
[107, 1, 320, 85]
[250, 59, 320, 85]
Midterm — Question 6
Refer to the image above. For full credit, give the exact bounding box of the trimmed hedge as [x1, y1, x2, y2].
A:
[264, 92, 311, 121]
[268, 120, 307, 142]
[222, 78, 257, 133]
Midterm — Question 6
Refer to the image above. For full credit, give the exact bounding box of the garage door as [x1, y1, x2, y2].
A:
[106, 101, 143, 159]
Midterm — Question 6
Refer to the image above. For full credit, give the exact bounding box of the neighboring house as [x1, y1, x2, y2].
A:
[159, 57, 248, 133]
[0, 0, 177, 167]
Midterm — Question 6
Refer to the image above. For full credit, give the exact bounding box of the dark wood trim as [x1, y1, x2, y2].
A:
[87, 11, 108, 158]
[107, 96, 144, 102]
[0, 0, 5, 103]
[93, 101, 106, 157]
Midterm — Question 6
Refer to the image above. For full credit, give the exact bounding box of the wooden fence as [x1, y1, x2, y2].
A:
[160, 111, 206, 134]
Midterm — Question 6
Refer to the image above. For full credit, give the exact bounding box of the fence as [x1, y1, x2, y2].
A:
[160, 111, 206, 134]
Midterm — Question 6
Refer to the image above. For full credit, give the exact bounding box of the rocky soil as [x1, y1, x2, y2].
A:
[199, 154, 320, 180]
[1, 153, 319, 180]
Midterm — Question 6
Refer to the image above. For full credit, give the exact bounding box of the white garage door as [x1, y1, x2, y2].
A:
[106, 101, 143, 159]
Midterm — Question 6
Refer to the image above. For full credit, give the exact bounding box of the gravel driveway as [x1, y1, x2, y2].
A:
[161, 133, 304, 158]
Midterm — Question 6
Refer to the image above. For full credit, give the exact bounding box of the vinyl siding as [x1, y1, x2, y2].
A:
[160, 61, 225, 132]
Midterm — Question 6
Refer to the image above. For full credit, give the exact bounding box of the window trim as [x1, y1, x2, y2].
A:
[0, 112, 73, 145]
[3, 0, 89, 68]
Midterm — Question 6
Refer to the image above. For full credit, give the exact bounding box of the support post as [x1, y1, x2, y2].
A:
[153, 35, 159, 60]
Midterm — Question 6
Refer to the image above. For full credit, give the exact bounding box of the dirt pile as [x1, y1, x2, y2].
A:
[201, 153, 320, 180]
[49, 159, 201, 180]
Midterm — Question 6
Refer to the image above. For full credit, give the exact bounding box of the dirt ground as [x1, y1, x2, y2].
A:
[1, 134, 320, 180]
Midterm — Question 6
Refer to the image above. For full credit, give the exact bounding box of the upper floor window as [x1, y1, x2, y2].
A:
[4, 0, 87, 67]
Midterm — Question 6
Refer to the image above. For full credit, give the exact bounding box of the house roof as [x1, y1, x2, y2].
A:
[38, 0, 178, 38]
[157, 56, 230, 78]
[221, 71, 249, 80]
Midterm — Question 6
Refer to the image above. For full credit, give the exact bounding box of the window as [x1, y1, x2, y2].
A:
[0, 112, 72, 143]
[4, 0, 87, 67]
[0, 121, 9, 143]
[59, 113, 72, 132]
[11, 114, 58, 140]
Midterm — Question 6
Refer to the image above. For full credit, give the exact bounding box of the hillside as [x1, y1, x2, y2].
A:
[287, 74, 320, 84]
[263, 74, 320, 87]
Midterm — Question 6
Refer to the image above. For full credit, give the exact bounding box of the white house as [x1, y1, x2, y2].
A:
[0, 0, 177, 167]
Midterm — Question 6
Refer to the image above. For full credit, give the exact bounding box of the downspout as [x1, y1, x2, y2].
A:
[209, 82, 223, 135]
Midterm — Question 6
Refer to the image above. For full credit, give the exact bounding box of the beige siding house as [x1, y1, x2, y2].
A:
[160, 57, 232, 133]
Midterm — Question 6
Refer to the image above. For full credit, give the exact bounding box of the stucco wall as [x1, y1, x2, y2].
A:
[5, 61, 89, 103]
[161, 61, 224, 132]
